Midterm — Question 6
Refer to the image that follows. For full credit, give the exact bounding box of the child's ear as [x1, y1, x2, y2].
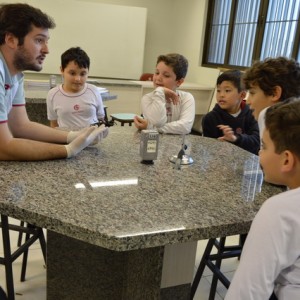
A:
[281, 150, 295, 173]
[176, 78, 184, 87]
[272, 86, 282, 103]
[240, 90, 247, 99]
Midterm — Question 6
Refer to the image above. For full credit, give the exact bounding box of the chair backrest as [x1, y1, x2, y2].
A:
[139, 73, 154, 81]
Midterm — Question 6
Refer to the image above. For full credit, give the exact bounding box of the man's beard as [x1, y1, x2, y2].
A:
[13, 46, 42, 72]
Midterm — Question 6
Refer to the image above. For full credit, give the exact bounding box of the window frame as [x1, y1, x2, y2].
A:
[202, 0, 300, 70]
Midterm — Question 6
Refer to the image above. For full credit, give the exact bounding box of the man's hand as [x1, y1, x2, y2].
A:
[134, 116, 148, 130]
[67, 125, 108, 145]
[65, 125, 108, 158]
[90, 124, 109, 145]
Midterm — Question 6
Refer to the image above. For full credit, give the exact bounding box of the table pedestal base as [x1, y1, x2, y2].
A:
[47, 231, 191, 300]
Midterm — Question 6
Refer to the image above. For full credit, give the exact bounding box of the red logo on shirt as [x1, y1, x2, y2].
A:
[74, 104, 80, 111]
[236, 127, 242, 134]
[5, 84, 10, 90]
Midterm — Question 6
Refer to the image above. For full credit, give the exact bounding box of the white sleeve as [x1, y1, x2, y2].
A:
[225, 191, 300, 300]
[141, 88, 195, 134]
[158, 92, 195, 134]
[141, 87, 168, 129]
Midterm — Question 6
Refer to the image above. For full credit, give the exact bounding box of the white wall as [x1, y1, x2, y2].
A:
[26, 0, 219, 89]
[78, 0, 219, 86]
[10, 0, 147, 79]
[78, 0, 174, 73]
[170, 0, 220, 85]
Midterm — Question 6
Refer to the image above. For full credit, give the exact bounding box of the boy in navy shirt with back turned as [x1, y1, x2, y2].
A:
[202, 70, 260, 155]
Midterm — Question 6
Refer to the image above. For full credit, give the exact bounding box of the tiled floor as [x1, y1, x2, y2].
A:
[0, 218, 239, 300]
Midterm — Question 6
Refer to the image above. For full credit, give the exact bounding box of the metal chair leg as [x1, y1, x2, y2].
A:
[17, 221, 24, 247]
[20, 225, 47, 282]
[190, 238, 215, 299]
[191, 236, 243, 300]
[0, 215, 47, 298]
[20, 225, 30, 282]
[209, 237, 226, 300]
[1, 215, 15, 300]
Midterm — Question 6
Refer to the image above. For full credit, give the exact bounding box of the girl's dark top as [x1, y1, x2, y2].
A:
[202, 100, 260, 155]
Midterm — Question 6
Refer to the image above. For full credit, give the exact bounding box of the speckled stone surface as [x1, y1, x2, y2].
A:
[47, 230, 164, 300]
[0, 127, 284, 299]
[0, 126, 283, 251]
[26, 101, 49, 125]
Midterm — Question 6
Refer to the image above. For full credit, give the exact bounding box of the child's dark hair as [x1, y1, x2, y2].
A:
[217, 70, 245, 92]
[61, 47, 90, 70]
[265, 97, 300, 159]
[156, 53, 188, 80]
[243, 57, 300, 101]
[0, 3, 55, 46]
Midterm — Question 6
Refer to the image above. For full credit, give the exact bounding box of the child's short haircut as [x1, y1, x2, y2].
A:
[156, 53, 188, 80]
[61, 47, 90, 70]
[265, 97, 300, 159]
[217, 70, 245, 92]
[243, 57, 300, 101]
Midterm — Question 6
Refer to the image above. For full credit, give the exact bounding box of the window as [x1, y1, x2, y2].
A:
[202, 0, 300, 69]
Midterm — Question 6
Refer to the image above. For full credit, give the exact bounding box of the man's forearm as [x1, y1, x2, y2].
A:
[12, 121, 68, 144]
[0, 138, 67, 161]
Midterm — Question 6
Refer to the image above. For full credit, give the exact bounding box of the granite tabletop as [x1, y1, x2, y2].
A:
[0, 126, 283, 251]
